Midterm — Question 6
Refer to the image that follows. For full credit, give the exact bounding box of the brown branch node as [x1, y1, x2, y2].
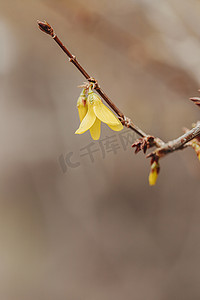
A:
[132, 136, 155, 154]
[88, 77, 100, 89]
[69, 55, 77, 62]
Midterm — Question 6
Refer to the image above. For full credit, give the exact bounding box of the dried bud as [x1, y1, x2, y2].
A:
[37, 20, 55, 37]
[132, 136, 155, 154]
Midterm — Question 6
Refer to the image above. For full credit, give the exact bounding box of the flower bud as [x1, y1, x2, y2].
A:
[77, 89, 88, 122]
[149, 160, 160, 186]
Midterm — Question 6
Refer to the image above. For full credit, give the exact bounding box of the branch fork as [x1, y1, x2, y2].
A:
[37, 20, 200, 184]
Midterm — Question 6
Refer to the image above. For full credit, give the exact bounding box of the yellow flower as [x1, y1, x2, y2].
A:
[149, 169, 158, 186]
[75, 87, 123, 140]
[148, 161, 160, 186]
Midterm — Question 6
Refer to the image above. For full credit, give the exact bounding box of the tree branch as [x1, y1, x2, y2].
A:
[37, 20, 157, 141]
[37, 20, 200, 163]
[147, 122, 200, 159]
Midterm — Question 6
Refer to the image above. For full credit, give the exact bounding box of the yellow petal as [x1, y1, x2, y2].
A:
[89, 118, 101, 140]
[75, 102, 96, 134]
[149, 170, 158, 186]
[91, 93, 121, 126]
[107, 123, 123, 131]
[77, 104, 88, 122]
[77, 90, 88, 122]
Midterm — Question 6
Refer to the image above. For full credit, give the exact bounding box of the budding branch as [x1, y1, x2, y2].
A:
[37, 20, 200, 161]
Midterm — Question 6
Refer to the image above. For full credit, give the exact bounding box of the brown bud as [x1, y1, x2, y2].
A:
[132, 136, 155, 154]
[37, 20, 55, 37]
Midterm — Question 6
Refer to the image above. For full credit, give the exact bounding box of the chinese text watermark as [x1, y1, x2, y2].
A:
[58, 129, 137, 173]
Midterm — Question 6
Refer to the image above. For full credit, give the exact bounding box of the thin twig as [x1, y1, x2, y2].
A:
[37, 20, 152, 140]
[37, 20, 200, 157]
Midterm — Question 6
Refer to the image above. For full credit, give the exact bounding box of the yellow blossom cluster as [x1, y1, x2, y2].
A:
[75, 87, 123, 140]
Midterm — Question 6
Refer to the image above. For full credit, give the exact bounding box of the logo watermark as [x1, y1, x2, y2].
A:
[58, 129, 137, 173]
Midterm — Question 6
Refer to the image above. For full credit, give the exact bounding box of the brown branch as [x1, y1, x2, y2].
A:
[37, 20, 200, 161]
[37, 20, 154, 140]
[147, 122, 200, 159]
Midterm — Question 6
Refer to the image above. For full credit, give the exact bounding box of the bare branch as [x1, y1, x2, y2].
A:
[37, 20, 153, 140]
[37, 20, 200, 162]
[147, 122, 200, 159]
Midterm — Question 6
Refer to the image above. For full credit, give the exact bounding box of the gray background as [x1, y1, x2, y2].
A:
[1, 0, 200, 299]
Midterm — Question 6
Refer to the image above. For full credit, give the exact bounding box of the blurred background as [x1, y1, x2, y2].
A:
[1, 0, 200, 299]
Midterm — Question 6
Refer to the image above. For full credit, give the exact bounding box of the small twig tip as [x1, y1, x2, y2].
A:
[37, 20, 54, 37]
